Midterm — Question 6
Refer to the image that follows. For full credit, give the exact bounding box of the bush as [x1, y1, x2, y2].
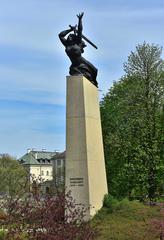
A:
[0, 191, 97, 240]
[116, 198, 131, 210]
[0, 229, 6, 240]
[103, 194, 119, 212]
[103, 194, 132, 212]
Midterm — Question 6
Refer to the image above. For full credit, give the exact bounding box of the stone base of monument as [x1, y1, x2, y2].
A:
[65, 75, 108, 220]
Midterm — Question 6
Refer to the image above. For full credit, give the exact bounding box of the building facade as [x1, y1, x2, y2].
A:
[52, 151, 65, 186]
[19, 149, 65, 193]
[19, 149, 55, 182]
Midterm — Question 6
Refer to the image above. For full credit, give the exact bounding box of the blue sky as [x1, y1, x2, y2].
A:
[0, 0, 164, 158]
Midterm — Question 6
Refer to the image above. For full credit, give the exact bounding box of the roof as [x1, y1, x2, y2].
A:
[51, 151, 66, 160]
[18, 150, 58, 165]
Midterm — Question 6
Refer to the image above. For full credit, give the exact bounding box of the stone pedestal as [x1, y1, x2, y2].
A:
[65, 75, 108, 219]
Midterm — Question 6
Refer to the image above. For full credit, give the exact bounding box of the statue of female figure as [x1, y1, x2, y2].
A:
[58, 13, 98, 87]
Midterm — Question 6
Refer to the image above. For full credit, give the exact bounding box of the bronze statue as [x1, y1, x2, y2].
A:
[59, 12, 98, 87]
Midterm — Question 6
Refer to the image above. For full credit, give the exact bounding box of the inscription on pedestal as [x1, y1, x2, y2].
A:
[70, 178, 84, 187]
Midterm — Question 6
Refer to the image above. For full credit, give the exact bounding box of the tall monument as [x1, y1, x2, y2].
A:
[59, 13, 108, 219]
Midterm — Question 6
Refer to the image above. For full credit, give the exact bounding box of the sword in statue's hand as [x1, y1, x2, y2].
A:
[69, 25, 98, 49]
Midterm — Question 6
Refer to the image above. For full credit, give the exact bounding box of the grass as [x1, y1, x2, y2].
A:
[92, 199, 163, 240]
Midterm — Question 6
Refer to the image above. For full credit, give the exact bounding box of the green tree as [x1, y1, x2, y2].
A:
[0, 154, 28, 197]
[101, 42, 164, 200]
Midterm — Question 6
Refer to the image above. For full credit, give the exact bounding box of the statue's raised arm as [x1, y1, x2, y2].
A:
[58, 12, 98, 87]
[77, 12, 84, 40]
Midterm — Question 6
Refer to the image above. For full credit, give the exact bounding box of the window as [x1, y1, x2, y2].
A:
[46, 171, 49, 176]
[57, 159, 61, 166]
[46, 187, 50, 194]
[41, 170, 44, 176]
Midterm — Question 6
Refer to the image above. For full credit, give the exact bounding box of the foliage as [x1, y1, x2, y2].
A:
[103, 194, 119, 211]
[0, 228, 5, 240]
[103, 194, 132, 213]
[0, 154, 28, 197]
[100, 42, 164, 201]
[0, 190, 97, 240]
